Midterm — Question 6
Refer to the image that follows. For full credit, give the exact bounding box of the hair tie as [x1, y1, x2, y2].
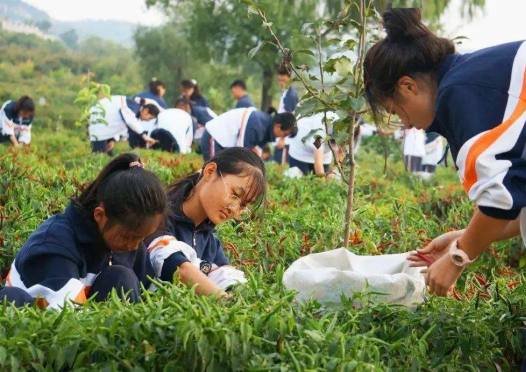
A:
[129, 161, 144, 169]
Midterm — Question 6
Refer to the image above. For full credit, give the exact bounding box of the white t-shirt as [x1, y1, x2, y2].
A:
[0, 100, 32, 144]
[88, 96, 144, 142]
[403, 128, 426, 158]
[205, 107, 256, 148]
[288, 113, 333, 165]
[152, 108, 193, 154]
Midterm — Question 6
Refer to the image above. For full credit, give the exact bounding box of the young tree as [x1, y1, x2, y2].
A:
[144, 0, 318, 111]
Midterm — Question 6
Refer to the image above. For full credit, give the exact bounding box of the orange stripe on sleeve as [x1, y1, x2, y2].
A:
[463, 69, 526, 192]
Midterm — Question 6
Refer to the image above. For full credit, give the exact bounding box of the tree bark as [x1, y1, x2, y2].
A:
[260, 67, 274, 111]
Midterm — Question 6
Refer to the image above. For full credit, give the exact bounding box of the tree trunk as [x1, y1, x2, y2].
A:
[343, 115, 356, 247]
[260, 67, 274, 112]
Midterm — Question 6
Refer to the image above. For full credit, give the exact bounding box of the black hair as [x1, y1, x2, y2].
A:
[174, 96, 191, 108]
[277, 66, 292, 77]
[14, 96, 35, 115]
[167, 147, 267, 213]
[142, 103, 160, 118]
[149, 80, 166, 96]
[364, 8, 455, 120]
[230, 79, 247, 90]
[73, 153, 167, 230]
[181, 79, 203, 101]
[272, 112, 297, 137]
[266, 106, 277, 115]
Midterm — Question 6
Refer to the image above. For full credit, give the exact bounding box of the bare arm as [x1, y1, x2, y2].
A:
[176, 262, 226, 297]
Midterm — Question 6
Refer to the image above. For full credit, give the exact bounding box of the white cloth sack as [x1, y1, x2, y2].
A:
[283, 248, 426, 307]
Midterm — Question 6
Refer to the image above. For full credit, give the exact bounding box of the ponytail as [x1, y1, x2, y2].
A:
[74, 153, 167, 229]
[364, 8, 455, 119]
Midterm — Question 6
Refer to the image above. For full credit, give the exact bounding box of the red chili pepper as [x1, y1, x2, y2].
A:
[415, 251, 433, 265]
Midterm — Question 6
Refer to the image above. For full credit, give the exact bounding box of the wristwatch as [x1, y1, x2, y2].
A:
[448, 239, 474, 267]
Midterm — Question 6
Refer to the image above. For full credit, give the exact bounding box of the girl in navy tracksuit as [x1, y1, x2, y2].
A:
[145, 147, 267, 296]
[136, 80, 168, 109]
[201, 107, 297, 161]
[364, 8, 526, 298]
[0, 153, 167, 308]
[0, 96, 35, 147]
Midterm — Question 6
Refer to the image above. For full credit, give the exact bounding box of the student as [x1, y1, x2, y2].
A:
[0, 153, 167, 308]
[287, 113, 333, 176]
[274, 67, 299, 164]
[201, 107, 297, 161]
[402, 127, 426, 173]
[149, 97, 194, 154]
[136, 79, 168, 109]
[181, 79, 209, 108]
[88, 95, 158, 155]
[146, 147, 266, 296]
[230, 79, 255, 108]
[363, 8, 526, 297]
[0, 96, 35, 147]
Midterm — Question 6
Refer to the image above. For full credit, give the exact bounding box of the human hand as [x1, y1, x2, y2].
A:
[407, 230, 464, 267]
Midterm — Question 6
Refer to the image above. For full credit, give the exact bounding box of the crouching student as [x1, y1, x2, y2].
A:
[145, 147, 266, 296]
[0, 96, 35, 147]
[0, 153, 167, 308]
[286, 113, 333, 177]
[88, 96, 159, 155]
[150, 98, 194, 154]
[201, 107, 297, 161]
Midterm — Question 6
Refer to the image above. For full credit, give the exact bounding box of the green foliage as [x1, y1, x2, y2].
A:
[1, 130, 525, 370]
[0, 29, 142, 130]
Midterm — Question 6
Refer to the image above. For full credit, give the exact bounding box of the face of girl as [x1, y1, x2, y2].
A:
[158, 86, 166, 97]
[382, 75, 436, 130]
[93, 206, 163, 252]
[197, 163, 256, 225]
[181, 87, 194, 98]
[19, 110, 33, 119]
[139, 108, 155, 121]
[277, 74, 290, 89]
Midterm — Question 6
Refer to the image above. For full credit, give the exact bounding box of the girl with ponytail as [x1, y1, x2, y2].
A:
[364, 8, 526, 298]
[146, 147, 267, 297]
[0, 153, 167, 308]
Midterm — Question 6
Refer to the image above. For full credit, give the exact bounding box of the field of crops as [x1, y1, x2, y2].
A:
[1, 129, 526, 371]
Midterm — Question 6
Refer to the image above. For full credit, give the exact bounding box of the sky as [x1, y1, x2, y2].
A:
[21, 0, 526, 48]
[24, 0, 165, 26]
[441, 0, 526, 52]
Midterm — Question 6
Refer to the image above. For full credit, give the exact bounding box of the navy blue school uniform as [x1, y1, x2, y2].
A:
[3, 202, 155, 309]
[0, 100, 34, 144]
[201, 108, 275, 161]
[278, 87, 299, 114]
[145, 182, 229, 280]
[136, 91, 168, 109]
[191, 105, 215, 126]
[427, 40, 526, 220]
[235, 95, 255, 109]
[191, 95, 209, 108]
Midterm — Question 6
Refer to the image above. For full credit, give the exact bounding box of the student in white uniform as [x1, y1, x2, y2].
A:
[287, 113, 333, 176]
[201, 107, 297, 161]
[274, 66, 299, 164]
[150, 97, 194, 154]
[0, 96, 35, 147]
[402, 127, 426, 173]
[88, 96, 159, 155]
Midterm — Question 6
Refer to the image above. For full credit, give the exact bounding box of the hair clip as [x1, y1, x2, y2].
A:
[191, 79, 197, 85]
[129, 161, 144, 169]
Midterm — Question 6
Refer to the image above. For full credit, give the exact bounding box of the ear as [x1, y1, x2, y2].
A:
[396, 75, 419, 97]
[202, 162, 218, 180]
[93, 204, 108, 228]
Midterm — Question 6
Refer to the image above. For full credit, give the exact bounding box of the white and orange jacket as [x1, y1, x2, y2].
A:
[429, 41, 526, 223]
